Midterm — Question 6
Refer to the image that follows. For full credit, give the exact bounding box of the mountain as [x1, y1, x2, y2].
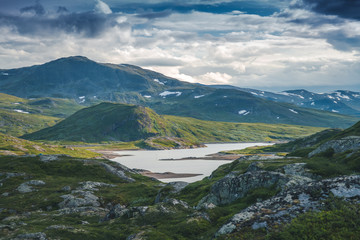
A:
[1, 56, 358, 128]
[215, 86, 360, 117]
[22, 102, 324, 143]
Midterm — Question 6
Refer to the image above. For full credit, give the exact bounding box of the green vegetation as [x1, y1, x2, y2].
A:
[0, 109, 60, 137]
[0, 132, 100, 158]
[268, 199, 360, 240]
[0, 93, 84, 118]
[23, 102, 325, 143]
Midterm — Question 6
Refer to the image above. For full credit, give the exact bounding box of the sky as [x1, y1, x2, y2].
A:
[0, 0, 360, 92]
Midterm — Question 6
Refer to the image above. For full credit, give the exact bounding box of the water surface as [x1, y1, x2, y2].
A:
[112, 142, 271, 183]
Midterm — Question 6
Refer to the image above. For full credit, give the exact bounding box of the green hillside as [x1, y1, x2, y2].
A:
[23, 102, 325, 143]
[0, 93, 84, 118]
[0, 132, 99, 158]
[0, 109, 60, 137]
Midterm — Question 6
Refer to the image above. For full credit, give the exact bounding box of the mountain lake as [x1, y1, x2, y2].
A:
[112, 142, 272, 183]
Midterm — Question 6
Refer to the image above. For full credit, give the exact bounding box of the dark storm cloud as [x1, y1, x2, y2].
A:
[57, 6, 69, 14]
[20, 2, 46, 16]
[0, 1, 120, 38]
[300, 0, 360, 20]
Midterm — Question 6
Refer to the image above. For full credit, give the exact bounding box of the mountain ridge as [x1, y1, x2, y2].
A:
[1, 56, 358, 128]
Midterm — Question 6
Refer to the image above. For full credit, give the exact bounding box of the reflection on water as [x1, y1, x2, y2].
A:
[112, 142, 271, 183]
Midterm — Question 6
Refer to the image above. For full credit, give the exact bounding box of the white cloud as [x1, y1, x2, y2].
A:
[95, 0, 112, 14]
[0, 3, 360, 92]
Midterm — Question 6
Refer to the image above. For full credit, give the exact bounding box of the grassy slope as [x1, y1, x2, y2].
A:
[0, 132, 100, 158]
[0, 109, 60, 137]
[0, 93, 84, 118]
[23, 102, 325, 143]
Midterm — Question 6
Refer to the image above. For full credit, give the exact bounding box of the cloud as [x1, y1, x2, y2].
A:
[20, 1, 45, 16]
[296, 0, 360, 20]
[95, 0, 112, 14]
[136, 10, 173, 19]
[0, 1, 360, 92]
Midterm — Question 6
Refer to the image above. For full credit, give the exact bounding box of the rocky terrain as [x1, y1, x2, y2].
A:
[1, 119, 360, 239]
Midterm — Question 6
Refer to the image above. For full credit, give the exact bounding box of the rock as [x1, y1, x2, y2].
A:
[45, 225, 74, 230]
[246, 162, 263, 172]
[103, 204, 130, 221]
[309, 136, 360, 157]
[155, 181, 189, 203]
[59, 191, 100, 209]
[163, 198, 189, 209]
[77, 181, 116, 191]
[17, 180, 45, 193]
[2, 192, 9, 197]
[62, 186, 71, 191]
[57, 206, 107, 216]
[282, 163, 319, 179]
[126, 231, 146, 240]
[39, 155, 69, 162]
[216, 175, 360, 236]
[166, 181, 189, 193]
[197, 170, 311, 208]
[100, 162, 135, 182]
[15, 232, 47, 240]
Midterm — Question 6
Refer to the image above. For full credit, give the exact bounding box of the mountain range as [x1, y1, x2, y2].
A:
[1, 56, 358, 128]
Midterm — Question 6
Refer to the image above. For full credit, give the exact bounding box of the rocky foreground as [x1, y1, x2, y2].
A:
[1, 150, 360, 239]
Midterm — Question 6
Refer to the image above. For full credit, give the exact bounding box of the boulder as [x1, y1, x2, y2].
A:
[197, 170, 311, 208]
[216, 175, 360, 236]
[100, 162, 135, 182]
[309, 136, 360, 157]
[17, 180, 45, 193]
[15, 232, 47, 240]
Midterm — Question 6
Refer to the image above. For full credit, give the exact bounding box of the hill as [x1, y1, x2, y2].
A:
[1, 57, 358, 128]
[0, 132, 99, 158]
[23, 102, 325, 143]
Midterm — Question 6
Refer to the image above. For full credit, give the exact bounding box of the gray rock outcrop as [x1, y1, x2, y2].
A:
[309, 136, 360, 157]
[100, 162, 135, 182]
[17, 180, 45, 193]
[197, 168, 312, 209]
[216, 175, 360, 236]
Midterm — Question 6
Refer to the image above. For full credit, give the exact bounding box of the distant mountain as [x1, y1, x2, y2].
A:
[1, 56, 358, 128]
[22, 102, 324, 143]
[213, 86, 360, 117]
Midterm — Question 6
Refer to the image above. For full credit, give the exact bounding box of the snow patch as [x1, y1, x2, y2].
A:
[223, 96, 227, 98]
[335, 92, 350, 100]
[277, 116, 280, 119]
[250, 92, 258, 96]
[279, 92, 304, 99]
[194, 95, 205, 99]
[13, 102, 20, 105]
[238, 110, 250, 115]
[78, 96, 85, 103]
[327, 95, 334, 99]
[334, 101, 338, 104]
[289, 109, 298, 114]
[352, 94, 360, 98]
[331, 110, 339, 113]
[143, 95, 152, 98]
[13, 109, 29, 114]
[159, 91, 182, 97]
[311, 102, 315, 106]
[1, 72, 9, 76]
[153, 79, 165, 85]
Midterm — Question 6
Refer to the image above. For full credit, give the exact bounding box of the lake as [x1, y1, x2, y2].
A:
[112, 142, 271, 183]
